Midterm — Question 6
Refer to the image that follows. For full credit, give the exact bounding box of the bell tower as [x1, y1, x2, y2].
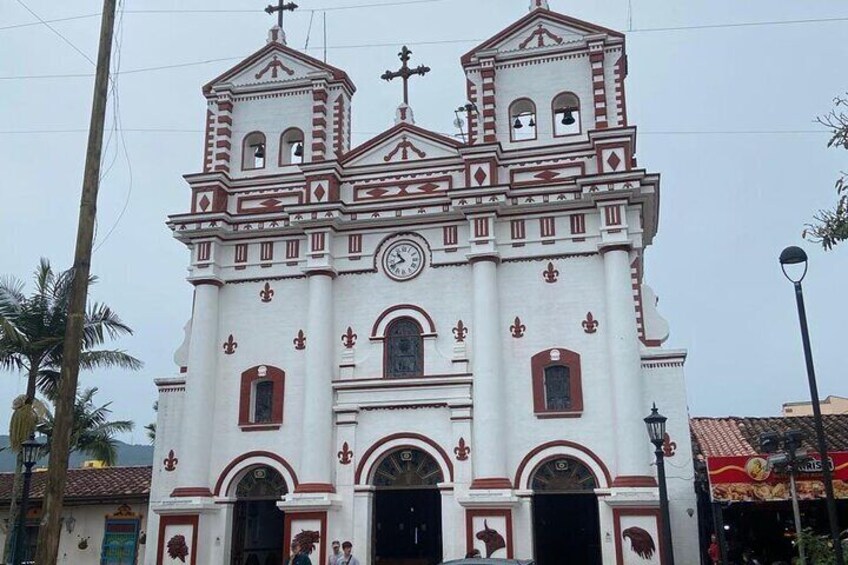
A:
[461, 6, 627, 148]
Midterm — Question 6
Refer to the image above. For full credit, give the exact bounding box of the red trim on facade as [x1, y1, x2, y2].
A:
[157, 514, 199, 565]
[469, 478, 513, 490]
[213, 451, 299, 496]
[570, 213, 586, 235]
[465, 509, 514, 558]
[599, 243, 631, 255]
[260, 241, 274, 263]
[170, 487, 213, 498]
[612, 475, 657, 487]
[238, 365, 285, 427]
[370, 304, 437, 336]
[354, 433, 454, 484]
[189, 279, 223, 288]
[294, 482, 336, 493]
[286, 239, 300, 259]
[513, 440, 613, 489]
[531, 348, 583, 416]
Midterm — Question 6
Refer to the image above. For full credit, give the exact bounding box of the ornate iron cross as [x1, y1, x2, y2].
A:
[264, 0, 298, 30]
[381, 46, 431, 106]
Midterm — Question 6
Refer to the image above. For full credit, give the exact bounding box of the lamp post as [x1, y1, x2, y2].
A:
[779, 245, 844, 565]
[12, 437, 41, 565]
[645, 404, 675, 565]
[761, 429, 810, 565]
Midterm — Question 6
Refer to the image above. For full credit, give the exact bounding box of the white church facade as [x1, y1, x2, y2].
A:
[146, 2, 699, 564]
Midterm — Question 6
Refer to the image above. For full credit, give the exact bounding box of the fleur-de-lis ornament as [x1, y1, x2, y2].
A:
[338, 442, 353, 465]
[222, 334, 238, 354]
[259, 282, 274, 303]
[452, 320, 468, 342]
[542, 262, 559, 283]
[454, 437, 470, 461]
[663, 433, 677, 457]
[582, 312, 599, 334]
[293, 330, 306, 350]
[341, 327, 357, 349]
[163, 449, 178, 472]
[510, 316, 526, 338]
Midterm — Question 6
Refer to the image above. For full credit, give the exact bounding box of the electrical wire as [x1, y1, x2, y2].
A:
[0, 12, 101, 31]
[13, 0, 96, 66]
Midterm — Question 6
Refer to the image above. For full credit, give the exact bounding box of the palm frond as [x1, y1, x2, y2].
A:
[78, 350, 143, 371]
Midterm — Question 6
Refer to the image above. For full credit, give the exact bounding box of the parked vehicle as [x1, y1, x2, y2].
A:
[440, 560, 535, 565]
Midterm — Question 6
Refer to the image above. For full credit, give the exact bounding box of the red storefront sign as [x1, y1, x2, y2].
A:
[707, 453, 848, 503]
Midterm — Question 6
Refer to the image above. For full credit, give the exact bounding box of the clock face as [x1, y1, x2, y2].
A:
[383, 241, 425, 281]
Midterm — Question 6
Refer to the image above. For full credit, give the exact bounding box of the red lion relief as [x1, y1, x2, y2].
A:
[622, 526, 656, 560]
[293, 529, 321, 554]
[475, 520, 505, 558]
[166, 534, 189, 562]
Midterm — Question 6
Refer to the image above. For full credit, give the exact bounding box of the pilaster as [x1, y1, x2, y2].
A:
[212, 96, 233, 173]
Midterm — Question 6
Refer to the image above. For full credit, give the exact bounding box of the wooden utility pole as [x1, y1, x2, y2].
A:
[34, 1, 117, 563]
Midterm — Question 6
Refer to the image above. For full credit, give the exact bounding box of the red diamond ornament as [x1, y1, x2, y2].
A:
[314, 184, 326, 201]
[198, 194, 211, 211]
[533, 170, 560, 181]
[473, 167, 488, 186]
[606, 152, 622, 171]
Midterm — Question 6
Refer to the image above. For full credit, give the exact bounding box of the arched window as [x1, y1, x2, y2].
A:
[242, 131, 266, 170]
[531, 348, 583, 417]
[279, 128, 305, 166]
[531, 457, 597, 493]
[253, 380, 274, 424]
[384, 317, 424, 378]
[239, 365, 285, 429]
[543, 366, 570, 411]
[372, 448, 444, 487]
[552, 92, 581, 136]
[509, 98, 537, 142]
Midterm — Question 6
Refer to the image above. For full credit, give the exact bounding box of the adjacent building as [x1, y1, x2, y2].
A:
[147, 1, 698, 564]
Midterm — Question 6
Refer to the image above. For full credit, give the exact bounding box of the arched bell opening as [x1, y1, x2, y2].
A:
[371, 448, 444, 565]
[230, 466, 288, 565]
[530, 456, 602, 565]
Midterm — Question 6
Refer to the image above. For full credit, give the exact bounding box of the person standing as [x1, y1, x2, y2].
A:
[339, 541, 360, 565]
[708, 534, 720, 564]
[285, 541, 312, 565]
[327, 541, 343, 565]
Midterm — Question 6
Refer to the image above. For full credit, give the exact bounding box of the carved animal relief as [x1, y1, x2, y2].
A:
[292, 530, 321, 554]
[622, 527, 656, 560]
[167, 534, 189, 562]
[475, 520, 506, 558]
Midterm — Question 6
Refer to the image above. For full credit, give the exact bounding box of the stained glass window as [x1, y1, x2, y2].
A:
[385, 318, 423, 378]
[531, 458, 597, 492]
[373, 449, 444, 487]
[544, 365, 571, 410]
[236, 466, 288, 499]
[254, 380, 274, 423]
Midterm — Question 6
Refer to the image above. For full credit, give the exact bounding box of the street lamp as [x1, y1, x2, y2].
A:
[779, 245, 844, 565]
[13, 436, 41, 565]
[761, 429, 811, 565]
[645, 404, 675, 565]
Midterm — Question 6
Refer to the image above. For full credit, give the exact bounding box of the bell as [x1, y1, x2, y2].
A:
[528, 118, 536, 127]
[253, 144, 265, 159]
[561, 109, 576, 126]
[294, 143, 304, 158]
[513, 117, 523, 129]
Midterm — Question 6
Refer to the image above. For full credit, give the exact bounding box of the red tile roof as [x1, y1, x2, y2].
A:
[0, 466, 151, 504]
[691, 415, 848, 459]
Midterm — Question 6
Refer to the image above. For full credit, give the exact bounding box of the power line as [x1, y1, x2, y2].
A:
[0, 12, 101, 31]
[14, 0, 96, 66]
[122, 0, 445, 14]
[630, 15, 848, 33]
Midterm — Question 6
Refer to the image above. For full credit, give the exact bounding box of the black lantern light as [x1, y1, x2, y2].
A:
[644, 403, 667, 447]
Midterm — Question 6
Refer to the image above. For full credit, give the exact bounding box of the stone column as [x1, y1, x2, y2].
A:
[297, 270, 335, 493]
[173, 280, 221, 496]
[470, 258, 510, 488]
[601, 245, 650, 482]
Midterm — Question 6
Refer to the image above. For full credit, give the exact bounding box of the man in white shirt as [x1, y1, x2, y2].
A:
[327, 540, 342, 565]
[339, 541, 360, 565]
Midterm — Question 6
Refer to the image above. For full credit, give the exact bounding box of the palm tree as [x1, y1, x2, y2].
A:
[37, 387, 134, 466]
[0, 259, 142, 560]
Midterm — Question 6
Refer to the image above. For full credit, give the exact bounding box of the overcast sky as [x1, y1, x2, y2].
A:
[1, 0, 847, 444]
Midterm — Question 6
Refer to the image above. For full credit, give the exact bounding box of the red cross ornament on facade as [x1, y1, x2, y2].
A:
[381, 46, 431, 106]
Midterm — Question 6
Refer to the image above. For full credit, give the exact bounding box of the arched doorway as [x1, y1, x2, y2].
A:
[531, 457, 602, 565]
[372, 448, 444, 565]
[230, 466, 287, 565]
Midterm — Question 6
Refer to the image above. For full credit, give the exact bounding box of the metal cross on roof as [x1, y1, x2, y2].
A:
[264, 0, 298, 30]
[381, 46, 431, 106]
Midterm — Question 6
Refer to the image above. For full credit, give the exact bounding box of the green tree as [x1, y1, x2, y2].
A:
[144, 401, 158, 444]
[805, 94, 848, 250]
[36, 387, 134, 466]
[0, 259, 141, 560]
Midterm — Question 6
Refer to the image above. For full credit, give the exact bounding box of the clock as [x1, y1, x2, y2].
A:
[383, 240, 425, 281]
